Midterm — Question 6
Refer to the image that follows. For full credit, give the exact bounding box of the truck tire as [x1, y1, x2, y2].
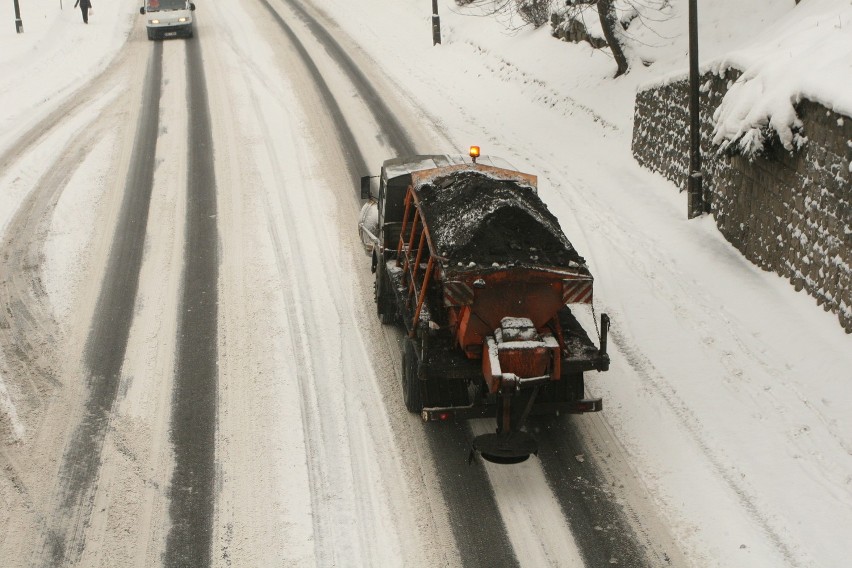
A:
[378, 296, 396, 325]
[376, 268, 397, 325]
[147, 29, 155, 40]
[402, 339, 422, 413]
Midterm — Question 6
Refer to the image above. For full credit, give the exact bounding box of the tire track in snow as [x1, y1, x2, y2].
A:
[0, 31, 141, 451]
[255, 0, 373, 186]
[236, 1, 627, 565]
[534, 415, 666, 567]
[0, 114, 121, 556]
[273, 6, 529, 566]
[229, 8, 403, 560]
[543, 166, 810, 566]
[39, 44, 164, 566]
[163, 34, 219, 566]
[253, 94, 409, 566]
[277, 0, 417, 157]
[258, 3, 603, 566]
[259, 4, 525, 565]
[469, 420, 584, 567]
[202, 1, 435, 561]
[606, 324, 802, 566]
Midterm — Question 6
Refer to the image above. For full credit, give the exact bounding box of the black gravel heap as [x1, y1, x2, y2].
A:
[416, 170, 585, 268]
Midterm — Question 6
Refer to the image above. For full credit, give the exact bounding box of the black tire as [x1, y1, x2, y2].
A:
[375, 267, 397, 325]
[378, 299, 395, 324]
[402, 339, 422, 413]
[147, 29, 155, 40]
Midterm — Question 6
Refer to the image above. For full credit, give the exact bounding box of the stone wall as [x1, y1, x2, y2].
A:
[632, 69, 852, 333]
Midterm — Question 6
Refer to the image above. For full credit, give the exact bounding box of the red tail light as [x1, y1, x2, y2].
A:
[574, 399, 602, 413]
[422, 409, 455, 421]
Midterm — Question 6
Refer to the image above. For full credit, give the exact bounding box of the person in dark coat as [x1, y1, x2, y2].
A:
[73, 0, 92, 24]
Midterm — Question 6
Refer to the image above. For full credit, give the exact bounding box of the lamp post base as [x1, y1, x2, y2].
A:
[687, 173, 704, 219]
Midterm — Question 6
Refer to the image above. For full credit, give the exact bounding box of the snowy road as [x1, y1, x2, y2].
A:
[0, 0, 678, 565]
[2, 0, 850, 567]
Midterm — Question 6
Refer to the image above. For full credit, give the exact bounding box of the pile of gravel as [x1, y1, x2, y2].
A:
[415, 170, 584, 268]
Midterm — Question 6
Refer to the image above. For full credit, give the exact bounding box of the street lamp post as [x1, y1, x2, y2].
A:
[13, 0, 24, 33]
[687, 0, 703, 218]
[432, 0, 441, 45]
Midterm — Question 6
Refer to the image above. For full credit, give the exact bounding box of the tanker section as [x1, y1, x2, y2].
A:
[358, 150, 610, 463]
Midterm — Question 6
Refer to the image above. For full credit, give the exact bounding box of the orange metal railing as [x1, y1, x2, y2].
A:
[396, 186, 436, 337]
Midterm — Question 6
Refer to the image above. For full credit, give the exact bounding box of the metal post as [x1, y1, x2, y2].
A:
[687, 0, 703, 218]
[13, 0, 24, 33]
[432, 0, 441, 45]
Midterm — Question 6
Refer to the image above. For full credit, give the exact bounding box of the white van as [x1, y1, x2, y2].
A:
[139, 0, 196, 40]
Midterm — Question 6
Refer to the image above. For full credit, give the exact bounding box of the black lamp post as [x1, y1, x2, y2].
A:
[432, 0, 441, 45]
[14, 0, 24, 34]
[687, 0, 703, 218]
[13, 0, 24, 33]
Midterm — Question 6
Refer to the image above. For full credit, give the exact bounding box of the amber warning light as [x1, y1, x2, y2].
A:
[469, 145, 480, 163]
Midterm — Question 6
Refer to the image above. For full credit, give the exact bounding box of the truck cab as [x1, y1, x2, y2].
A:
[139, 0, 196, 40]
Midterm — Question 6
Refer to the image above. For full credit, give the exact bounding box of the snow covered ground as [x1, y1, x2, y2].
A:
[1, 0, 850, 566]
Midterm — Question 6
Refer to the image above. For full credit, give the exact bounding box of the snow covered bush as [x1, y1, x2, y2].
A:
[516, 0, 552, 27]
[550, 2, 608, 48]
[551, 0, 670, 76]
[711, 1, 852, 160]
[711, 63, 808, 159]
[453, 0, 555, 29]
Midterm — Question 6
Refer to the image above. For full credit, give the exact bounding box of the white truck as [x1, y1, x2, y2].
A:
[139, 0, 196, 40]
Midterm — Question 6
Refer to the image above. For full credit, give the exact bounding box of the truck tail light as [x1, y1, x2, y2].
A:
[421, 409, 454, 421]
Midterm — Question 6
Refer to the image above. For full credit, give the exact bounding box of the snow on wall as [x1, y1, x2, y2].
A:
[632, 69, 852, 333]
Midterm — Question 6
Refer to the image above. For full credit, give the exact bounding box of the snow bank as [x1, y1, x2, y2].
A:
[712, 0, 852, 156]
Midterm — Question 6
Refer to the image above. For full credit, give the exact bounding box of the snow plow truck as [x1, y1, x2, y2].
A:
[358, 148, 610, 464]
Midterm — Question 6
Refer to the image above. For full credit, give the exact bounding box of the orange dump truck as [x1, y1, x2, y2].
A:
[358, 150, 610, 463]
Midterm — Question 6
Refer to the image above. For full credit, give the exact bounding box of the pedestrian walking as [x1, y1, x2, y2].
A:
[74, 0, 92, 24]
